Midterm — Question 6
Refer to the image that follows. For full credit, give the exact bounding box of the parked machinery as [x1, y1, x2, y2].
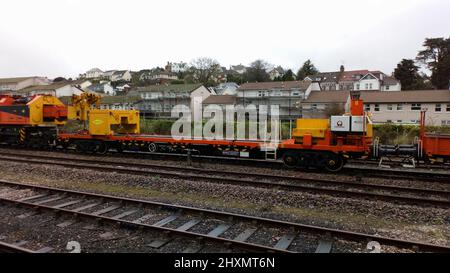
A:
[279, 95, 373, 171]
[0, 95, 68, 147]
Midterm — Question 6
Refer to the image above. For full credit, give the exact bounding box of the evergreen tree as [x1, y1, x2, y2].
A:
[416, 37, 450, 89]
[296, 60, 319, 80]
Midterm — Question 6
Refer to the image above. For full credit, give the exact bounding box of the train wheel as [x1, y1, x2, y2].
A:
[148, 143, 158, 153]
[324, 154, 344, 172]
[282, 152, 298, 168]
[96, 142, 108, 155]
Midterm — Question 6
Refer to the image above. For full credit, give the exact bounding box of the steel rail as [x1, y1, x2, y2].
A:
[0, 155, 448, 207]
[0, 180, 448, 253]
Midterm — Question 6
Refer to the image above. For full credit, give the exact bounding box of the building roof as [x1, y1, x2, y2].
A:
[87, 68, 103, 73]
[18, 81, 73, 92]
[304, 90, 450, 104]
[304, 91, 350, 103]
[382, 76, 399, 85]
[202, 95, 236, 105]
[133, 83, 203, 93]
[238, 81, 311, 91]
[100, 95, 141, 104]
[360, 90, 450, 103]
[0, 76, 41, 84]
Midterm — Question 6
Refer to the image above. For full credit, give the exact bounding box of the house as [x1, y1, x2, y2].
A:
[306, 66, 401, 91]
[129, 84, 214, 117]
[102, 70, 117, 80]
[98, 95, 142, 110]
[230, 64, 247, 74]
[84, 68, 104, 79]
[111, 70, 132, 82]
[140, 70, 178, 84]
[0, 76, 51, 92]
[301, 91, 351, 119]
[87, 82, 115, 95]
[70, 79, 92, 89]
[202, 95, 237, 108]
[301, 90, 450, 126]
[14, 81, 85, 97]
[214, 82, 240, 95]
[268, 66, 285, 80]
[236, 80, 321, 120]
[361, 90, 450, 126]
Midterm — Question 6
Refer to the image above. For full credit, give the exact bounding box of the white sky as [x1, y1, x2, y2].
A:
[0, 0, 449, 79]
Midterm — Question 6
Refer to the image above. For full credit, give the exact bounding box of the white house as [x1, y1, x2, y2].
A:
[129, 84, 214, 117]
[0, 76, 51, 92]
[111, 70, 132, 82]
[16, 81, 84, 97]
[85, 68, 104, 79]
[87, 82, 115, 95]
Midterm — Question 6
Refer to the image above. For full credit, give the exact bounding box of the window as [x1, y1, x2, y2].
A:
[364, 104, 370, 111]
[411, 120, 419, 124]
[292, 91, 300, 96]
[397, 120, 402, 123]
[447, 104, 450, 111]
[442, 120, 450, 126]
[356, 84, 360, 90]
[411, 103, 421, 111]
[311, 104, 317, 110]
[365, 83, 369, 89]
[369, 83, 373, 90]
[387, 104, 393, 111]
[436, 104, 442, 112]
[374, 104, 380, 111]
[386, 120, 392, 123]
[385, 85, 390, 91]
[397, 104, 403, 111]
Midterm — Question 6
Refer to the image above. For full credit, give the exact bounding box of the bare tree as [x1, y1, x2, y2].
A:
[244, 59, 272, 82]
[189, 57, 222, 86]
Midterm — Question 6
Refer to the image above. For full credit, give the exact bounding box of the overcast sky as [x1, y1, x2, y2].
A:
[0, 0, 449, 79]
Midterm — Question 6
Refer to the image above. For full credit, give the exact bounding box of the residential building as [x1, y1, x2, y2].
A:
[301, 90, 450, 126]
[214, 82, 239, 95]
[306, 66, 401, 91]
[0, 76, 50, 92]
[14, 81, 84, 97]
[361, 90, 450, 126]
[87, 82, 115, 95]
[111, 70, 132, 82]
[168, 61, 188, 73]
[129, 84, 214, 117]
[236, 80, 320, 120]
[98, 95, 142, 110]
[71, 79, 93, 89]
[84, 68, 103, 79]
[301, 91, 351, 119]
[268, 66, 285, 80]
[230, 64, 247, 74]
[202, 95, 237, 108]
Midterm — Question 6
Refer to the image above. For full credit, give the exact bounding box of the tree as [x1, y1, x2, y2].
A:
[416, 37, 450, 89]
[282, 69, 295, 81]
[53, 77, 67, 82]
[393, 59, 422, 90]
[296, 60, 319, 80]
[244, 59, 271, 82]
[189, 57, 222, 86]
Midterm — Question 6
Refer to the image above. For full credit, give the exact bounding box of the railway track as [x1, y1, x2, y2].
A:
[2, 145, 450, 183]
[0, 180, 448, 253]
[0, 153, 449, 207]
[0, 241, 36, 253]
